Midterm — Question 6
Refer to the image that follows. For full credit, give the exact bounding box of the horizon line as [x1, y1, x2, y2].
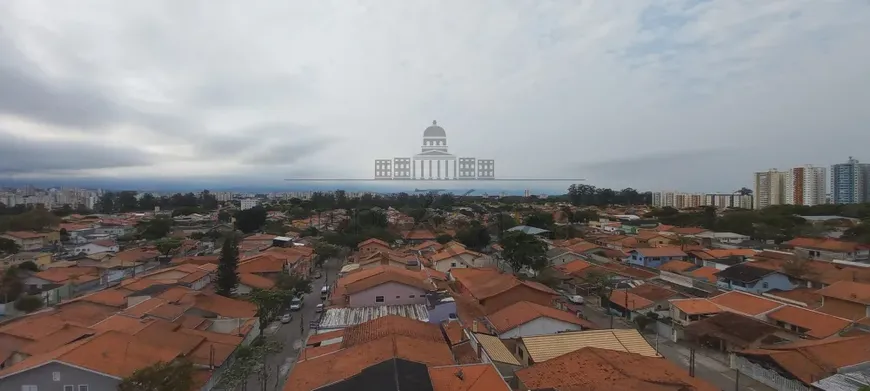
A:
[283, 178, 586, 182]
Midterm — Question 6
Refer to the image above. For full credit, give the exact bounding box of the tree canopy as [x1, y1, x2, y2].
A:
[500, 231, 549, 273]
[118, 359, 194, 391]
[216, 235, 240, 297]
[235, 206, 268, 233]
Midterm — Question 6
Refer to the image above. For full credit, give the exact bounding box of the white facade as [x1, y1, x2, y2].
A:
[785, 165, 827, 206]
[240, 199, 260, 210]
[73, 242, 119, 254]
[498, 317, 585, 339]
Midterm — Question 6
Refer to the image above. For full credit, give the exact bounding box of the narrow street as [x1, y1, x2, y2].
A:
[239, 258, 338, 391]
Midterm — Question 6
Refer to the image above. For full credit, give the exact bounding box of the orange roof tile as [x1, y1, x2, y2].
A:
[631, 247, 687, 258]
[670, 299, 723, 316]
[123, 298, 168, 318]
[17, 324, 94, 356]
[441, 321, 467, 345]
[450, 268, 556, 301]
[740, 335, 870, 384]
[688, 266, 720, 283]
[627, 284, 679, 302]
[709, 291, 783, 316]
[429, 364, 510, 391]
[77, 288, 130, 308]
[555, 260, 594, 275]
[659, 260, 696, 273]
[306, 330, 345, 346]
[765, 288, 823, 309]
[91, 315, 156, 334]
[32, 267, 99, 284]
[486, 301, 598, 333]
[239, 273, 276, 290]
[341, 315, 446, 348]
[765, 306, 851, 339]
[609, 291, 655, 311]
[786, 237, 868, 253]
[285, 335, 455, 391]
[817, 281, 870, 305]
[515, 347, 718, 391]
[357, 238, 390, 249]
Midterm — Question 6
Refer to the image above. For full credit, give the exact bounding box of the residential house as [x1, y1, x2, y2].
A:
[735, 334, 870, 389]
[356, 250, 416, 271]
[72, 240, 119, 255]
[236, 273, 277, 294]
[428, 247, 490, 273]
[764, 305, 852, 338]
[545, 247, 582, 267]
[402, 229, 437, 244]
[408, 240, 442, 254]
[467, 332, 522, 379]
[1, 252, 52, 270]
[450, 268, 558, 313]
[0, 232, 45, 251]
[635, 231, 672, 247]
[514, 328, 658, 366]
[330, 265, 435, 307]
[485, 300, 597, 338]
[24, 266, 101, 297]
[357, 238, 391, 256]
[682, 312, 793, 353]
[750, 252, 870, 288]
[515, 347, 717, 391]
[664, 227, 712, 237]
[816, 281, 870, 322]
[94, 222, 135, 237]
[785, 237, 870, 262]
[627, 283, 681, 313]
[694, 231, 751, 245]
[670, 298, 724, 327]
[607, 290, 656, 320]
[688, 248, 756, 270]
[715, 263, 794, 294]
[627, 247, 687, 268]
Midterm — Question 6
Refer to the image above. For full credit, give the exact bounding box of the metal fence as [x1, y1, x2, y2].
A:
[734, 356, 812, 391]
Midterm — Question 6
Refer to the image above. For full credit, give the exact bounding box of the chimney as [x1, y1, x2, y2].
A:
[472, 320, 478, 333]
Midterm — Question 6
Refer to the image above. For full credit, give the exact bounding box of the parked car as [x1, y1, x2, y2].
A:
[316, 304, 324, 313]
[290, 297, 303, 311]
[567, 295, 585, 305]
[280, 313, 292, 323]
[314, 271, 323, 279]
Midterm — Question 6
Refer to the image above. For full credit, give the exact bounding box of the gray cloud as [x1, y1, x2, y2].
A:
[0, 132, 154, 173]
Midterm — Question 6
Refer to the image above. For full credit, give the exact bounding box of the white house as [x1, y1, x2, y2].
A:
[428, 247, 491, 273]
[485, 301, 597, 339]
[73, 240, 119, 255]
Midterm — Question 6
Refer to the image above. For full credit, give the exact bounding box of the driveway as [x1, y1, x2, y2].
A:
[238, 259, 338, 391]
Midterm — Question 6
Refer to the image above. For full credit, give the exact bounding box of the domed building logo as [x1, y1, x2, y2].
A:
[374, 120, 495, 180]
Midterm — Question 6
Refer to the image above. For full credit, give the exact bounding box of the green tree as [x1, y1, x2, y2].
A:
[17, 261, 39, 272]
[276, 273, 312, 295]
[0, 237, 20, 255]
[137, 217, 173, 240]
[523, 212, 555, 230]
[118, 359, 194, 391]
[313, 243, 339, 267]
[633, 313, 653, 332]
[14, 295, 43, 312]
[216, 235, 240, 297]
[155, 238, 183, 257]
[235, 206, 268, 233]
[500, 231, 548, 273]
[59, 228, 70, 243]
[0, 267, 23, 303]
[582, 270, 616, 303]
[217, 211, 232, 223]
[435, 234, 453, 244]
[455, 222, 491, 251]
[249, 289, 293, 335]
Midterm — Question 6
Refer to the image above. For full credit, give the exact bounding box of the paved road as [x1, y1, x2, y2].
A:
[581, 301, 774, 391]
[239, 259, 338, 391]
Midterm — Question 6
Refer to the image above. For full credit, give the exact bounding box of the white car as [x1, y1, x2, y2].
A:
[567, 295, 585, 305]
[280, 313, 292, 323]
[315, 304, 324, 313]
[290, 298, 303, 311]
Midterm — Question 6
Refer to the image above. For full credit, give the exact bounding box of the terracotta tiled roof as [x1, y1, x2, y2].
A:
[683, 312, 781, 349]
[555, 259, 595, 275]
[238, 253, 286, 274]
[429, 363, 509, 391]
[0, 331, 182, 379]
[709, 291, 783, 316]
[77, 288, 130, 308]
[670, 298, 723, 316]
[785, 237, 868, 253]
[628, 284, 679, 302]
[430, 248, 483, 263]
[243, 233, 277, 241]
[517, 347, 716, 391]
[740, 335, 870, 384]
[91, 315, 156, 334]
[17, 324, 94, 356]
[403, 229, 437, 240]
[239, 273, 276, 289]
[441, 320, 467, 345]
[450, 342, 480, 365]
[358, 238, 390, 249]
[688, 266, 720, 283]
[285, 335, 455, 391]
[566, 242, 603, 254]
[487, 301, 598, 333]
[765, 306, 851, 339]
[341, 315, 446, 348]
[408, 241, 442, 252]
[750, 258, 870, 285]
[305, 329, 345, 347]
[631, 247, 687, 258]
[2, 231, 44, 239]
[32, 267, 99, 284]
[609, 290, 655, 311]
[659, 260, 696, 273]
[817, 281, 870, 305]
[669, 227, 710, 235]
[450, 268, 557, 301]
[765, 288, 823, 309]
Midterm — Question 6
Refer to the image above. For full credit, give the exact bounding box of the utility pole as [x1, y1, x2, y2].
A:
[734, 368, 739, 391]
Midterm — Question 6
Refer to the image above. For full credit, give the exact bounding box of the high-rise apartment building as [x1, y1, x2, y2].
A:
[785, 165, 827, 206]
[754, 169, 786, 209]
[831, 157, 870, 204]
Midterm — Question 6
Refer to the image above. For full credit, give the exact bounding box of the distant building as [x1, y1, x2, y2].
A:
[240, 199, 260, 210]
[830, 156, 870, 204]
[785, 165, 826, 206]
[754, 169, 786, 209]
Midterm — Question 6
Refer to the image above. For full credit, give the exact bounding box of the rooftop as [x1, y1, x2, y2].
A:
[520, 328, 658, 363]
[318, 304, 430, 330]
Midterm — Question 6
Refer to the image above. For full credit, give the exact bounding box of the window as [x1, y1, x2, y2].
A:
[79, 386, 89, 391]
[395, 296, 401, 299]
[451, 262, 457, 267]
[409, 295, 415, 298]
[64, 387, 74, 391]
[375, 296, 385, 303]
[53, 372, 61, 381]
[762, 281, 769, 289]
[22, 387, 38, 391]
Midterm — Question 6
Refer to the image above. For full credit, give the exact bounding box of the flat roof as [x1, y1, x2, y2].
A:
[317, 304, 430, 330]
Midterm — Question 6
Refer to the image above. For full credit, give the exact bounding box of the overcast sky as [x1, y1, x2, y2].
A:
[1, 0, 869, 193]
